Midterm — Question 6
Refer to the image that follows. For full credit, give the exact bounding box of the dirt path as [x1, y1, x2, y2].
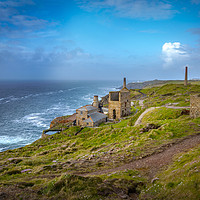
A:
[134, 106, 190, 126]
[134, 107, 159, 126]
[81, 133, 200, 179]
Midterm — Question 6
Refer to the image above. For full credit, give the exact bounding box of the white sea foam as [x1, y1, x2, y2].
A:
[14, 103, 75, 130]
[46, 103, 75, 116]
[68, 87, 83, 91]
[0, 90, 66, 104]
[82, 94, 93, 102]
[0, 135, 25, 145]
[0, 147, 5, 152]
[15, 113, 49, 128]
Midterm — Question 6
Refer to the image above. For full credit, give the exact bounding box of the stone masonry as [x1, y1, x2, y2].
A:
[190, 94, 200, 118]
[108, 78, 131, 119]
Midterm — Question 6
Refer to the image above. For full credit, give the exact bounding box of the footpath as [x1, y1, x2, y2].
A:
[82, 133, 200, 179]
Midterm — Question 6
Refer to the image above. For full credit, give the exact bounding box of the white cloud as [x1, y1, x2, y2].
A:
[76, 0, 177, 20]
[0, 0, 53, 37]
[162, 42, 189, 68]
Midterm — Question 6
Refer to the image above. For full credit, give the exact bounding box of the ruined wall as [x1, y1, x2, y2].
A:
[190, 95, 200, 118]
[108, 89, 131, 119]
[76, 110, 88, 126]
[82, 120, 93, 127]
[120, 91, 131, 117]
[108, 100, 121, 119]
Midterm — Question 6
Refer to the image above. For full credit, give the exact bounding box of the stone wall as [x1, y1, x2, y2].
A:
[76, 109, 88, 126]
[108, 100, 121, 119]
[120, 90, 131, 117]
[108, 88, 131, 119]
[82, 119, 93, 127]
[190, 95, 200, 118]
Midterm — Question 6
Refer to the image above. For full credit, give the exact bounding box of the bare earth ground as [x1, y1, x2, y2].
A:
[81, 133, 200, 179]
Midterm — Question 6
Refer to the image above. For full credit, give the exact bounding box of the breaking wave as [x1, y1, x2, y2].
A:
[0, 90, 65, 105]
[0, 135, 26, 145]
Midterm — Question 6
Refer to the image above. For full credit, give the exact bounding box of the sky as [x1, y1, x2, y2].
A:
[0, 0, 200, 81]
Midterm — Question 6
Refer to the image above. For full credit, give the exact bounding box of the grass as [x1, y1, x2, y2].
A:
[142, 107, 183, 122]
[141, 83, 200, 107]
[140, 145, 200, 200]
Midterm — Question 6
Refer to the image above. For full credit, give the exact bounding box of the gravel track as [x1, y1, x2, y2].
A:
[81, 133, 200, 179]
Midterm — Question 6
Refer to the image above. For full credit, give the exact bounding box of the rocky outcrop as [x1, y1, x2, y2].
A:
[100, 94, 109, 106]
[50, 113, 76, 128]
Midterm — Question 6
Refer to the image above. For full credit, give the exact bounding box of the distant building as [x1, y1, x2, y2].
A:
[76, 105, 107, 127]
[108, 78, 131, 119]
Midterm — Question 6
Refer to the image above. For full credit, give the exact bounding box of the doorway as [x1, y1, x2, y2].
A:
[113, 109, 116, 119]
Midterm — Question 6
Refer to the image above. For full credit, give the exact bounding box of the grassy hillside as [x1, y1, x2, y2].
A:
[141, 83, 199, 107]
[0, 83, 199, 199]
[140, 145, 200, 200]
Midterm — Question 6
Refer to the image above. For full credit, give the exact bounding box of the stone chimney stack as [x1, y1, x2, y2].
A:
[123, 77, 126, 88]
[93, 95, 99, 108]
[184, 66, 188, 86]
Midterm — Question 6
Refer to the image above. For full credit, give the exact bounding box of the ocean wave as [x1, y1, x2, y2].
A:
[68, 87, 83, 91]
[0, 147, 6, 152]
[0, 90, 66, 105]
[14, 103, 75, 129]
[15, 113, 49, 128]
[82, 94, 93, 102]
[0, 135, 26, 145]
[46, 103, 75, 116]
[98, 86, 117, 94]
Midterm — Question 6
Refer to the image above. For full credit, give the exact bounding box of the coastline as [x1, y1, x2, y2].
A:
[0, 80, 120, 152]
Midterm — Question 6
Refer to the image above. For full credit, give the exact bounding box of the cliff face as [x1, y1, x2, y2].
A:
[50, 113, 76, 128]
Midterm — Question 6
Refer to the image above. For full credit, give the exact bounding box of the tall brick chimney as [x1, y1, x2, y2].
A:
[184, 66, 188, 86]
[123, 77, 126, 88]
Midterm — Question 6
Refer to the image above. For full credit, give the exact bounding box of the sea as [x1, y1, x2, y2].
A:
[0, 80, 122, 152]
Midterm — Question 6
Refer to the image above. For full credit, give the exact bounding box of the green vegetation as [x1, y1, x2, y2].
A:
[0, 82, 199, 199]
[142, 107, 182, 121]
[130, 89, 142, 99]
[140, 145, 200, 200]
[141, 83, 199, 107]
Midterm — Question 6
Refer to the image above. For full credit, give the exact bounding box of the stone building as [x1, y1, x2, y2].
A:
[76, 105, 107, 127]
[190, 94, 200, 118]
[108, 78, 131, 119]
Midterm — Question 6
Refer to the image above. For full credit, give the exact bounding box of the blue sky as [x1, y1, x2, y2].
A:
[0, 0, 200, 81]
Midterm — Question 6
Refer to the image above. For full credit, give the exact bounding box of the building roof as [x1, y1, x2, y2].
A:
[83, 112, 107, 123]
[83, 118, 92, 123]
[77, 105, 97, 112]
[90, 112, 107, 122]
